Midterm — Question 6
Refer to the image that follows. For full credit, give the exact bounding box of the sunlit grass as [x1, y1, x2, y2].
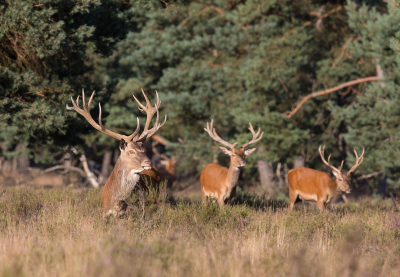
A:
[0, 186, 399, 277]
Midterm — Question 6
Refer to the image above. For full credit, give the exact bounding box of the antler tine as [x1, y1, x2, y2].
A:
[155, 90, 161, 108]
[139, 106, 167, 141]
[348, 148, 365, 174]
[204, 119, 238, 148]
[126, 118, 141, 141]
[241, 122, 264, 148]
[133, 90, 167, 141]
[66, 89, 141, 142]
[87, 90, 95, 109]
[98, 103, 103, 128]
[319, 145, 341, 174]
[82, 89, 86, 111]
[212, 128, 238, 148]
[132, 88, 150, 113]
[339, 160, 344, 171]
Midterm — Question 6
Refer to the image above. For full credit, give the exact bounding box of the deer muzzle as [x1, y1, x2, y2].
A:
[141, 160, 153, 170]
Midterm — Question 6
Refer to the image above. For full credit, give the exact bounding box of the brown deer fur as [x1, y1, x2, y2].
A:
[200, 120, 263, 207]
[287, 146, 364, 212]
[288, 167, 350, 211]
[67, 89, 167, 217]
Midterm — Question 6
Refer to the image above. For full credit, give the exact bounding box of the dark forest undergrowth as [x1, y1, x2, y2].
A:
[0, 186, 399, 277]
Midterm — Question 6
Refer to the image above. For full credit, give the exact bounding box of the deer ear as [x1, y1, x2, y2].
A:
[332, 171, 339, 178]
[119, 139, 127, 151]
[244, 148, 256, 156]
[219, 146, 232, 155]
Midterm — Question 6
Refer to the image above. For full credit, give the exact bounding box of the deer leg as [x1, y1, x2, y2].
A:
[317, 199, 326, 212]
[217, 196, 225, 208]
[201, 188, 206, 203]
[288, 188, 297, 212]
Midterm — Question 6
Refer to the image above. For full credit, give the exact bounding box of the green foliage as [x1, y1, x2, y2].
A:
[330, 1, 400, 188]
[0, 0, 134, 161]
[1, 0, 400, 193]
[95, 0, 397, 191]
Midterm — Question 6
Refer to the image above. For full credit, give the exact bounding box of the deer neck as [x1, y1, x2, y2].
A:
[328, 177, 342, 197]
[226, 161, 241, 189]
[113, 155, 141, 201]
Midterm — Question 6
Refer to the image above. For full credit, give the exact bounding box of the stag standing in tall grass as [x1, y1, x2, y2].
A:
[67, 89, 167, 217]
[200, 120, 263, 207]
[288, 145, 364, 211]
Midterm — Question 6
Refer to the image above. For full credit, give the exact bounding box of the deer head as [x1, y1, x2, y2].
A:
[204, 119, 264, 168]
[319, 145, 364, 193]
[66, 89, 167, 173]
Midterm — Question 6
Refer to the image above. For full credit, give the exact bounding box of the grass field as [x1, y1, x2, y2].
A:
[0, 185, 399, 277]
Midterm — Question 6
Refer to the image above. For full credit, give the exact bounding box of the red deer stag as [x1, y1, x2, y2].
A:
[67, 89, 167, 217]
[288, 145, 364, 211]
[200, 120, 263, 207]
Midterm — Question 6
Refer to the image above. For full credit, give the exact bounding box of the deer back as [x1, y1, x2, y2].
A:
[288, 167, 337, 198]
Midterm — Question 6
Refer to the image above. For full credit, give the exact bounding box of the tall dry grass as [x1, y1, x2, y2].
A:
[0, 185, 399, 277]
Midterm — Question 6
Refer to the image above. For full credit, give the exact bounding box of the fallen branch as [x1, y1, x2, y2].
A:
[287, 76, 379, 118]
[39, 165, 86, 177]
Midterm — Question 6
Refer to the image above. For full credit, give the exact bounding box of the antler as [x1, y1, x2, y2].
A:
[66, 89, 140, 142]
[133, 89, 167, 141]
[204, 119, 238, 149]
[318, 145, 342, 174]
[348, 148, 365, 174]
[241, 123, 264, 148]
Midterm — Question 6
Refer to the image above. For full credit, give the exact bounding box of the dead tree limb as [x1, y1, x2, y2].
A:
[287, 76, 379, 118]
[40, 165, 86, 177]
[357, 171, 381, 180]
[71, 147, 99, 188]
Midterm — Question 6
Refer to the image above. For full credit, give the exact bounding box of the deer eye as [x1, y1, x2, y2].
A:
[129, 150, 135, 155]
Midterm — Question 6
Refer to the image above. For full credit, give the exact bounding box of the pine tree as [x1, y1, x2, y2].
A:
[0, 0, 133, 164]
[330, 0, 400, 191]
[102, 0, 351, 180]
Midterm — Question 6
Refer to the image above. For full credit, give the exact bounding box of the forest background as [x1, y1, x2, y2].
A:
[1, 0, 400, 198]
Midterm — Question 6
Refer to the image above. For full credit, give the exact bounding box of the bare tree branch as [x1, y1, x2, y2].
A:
[39, 165, 86, 177]
[357, 171, 381, 180]
[71, 147, 99, 188]
[287, 76, 379, 118]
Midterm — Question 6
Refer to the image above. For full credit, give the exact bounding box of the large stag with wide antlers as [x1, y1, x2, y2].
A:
[288, 145, 364, 211]
[67, 89, 166, 217]
[200, 120, 263, 207]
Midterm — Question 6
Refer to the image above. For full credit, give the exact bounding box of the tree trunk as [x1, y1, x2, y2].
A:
[378, 174, 387, 199]
[257, 159, 275, 196]
[100, 150, 112, 185]
[15, 143, 29, 175]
